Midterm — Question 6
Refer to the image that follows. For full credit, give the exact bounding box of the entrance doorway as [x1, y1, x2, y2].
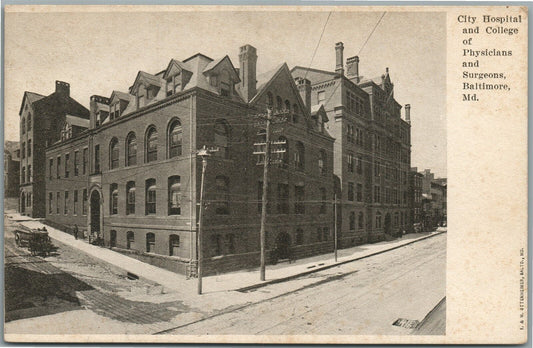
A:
[384, 213, 392, 235]
[90, 190, 101, 236]
[110, 230, 117, 248]
[275, 231, 292, 261]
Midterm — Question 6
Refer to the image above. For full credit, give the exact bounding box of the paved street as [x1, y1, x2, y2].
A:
[164, 233, 446, 335]
[5, 211, 445, 336]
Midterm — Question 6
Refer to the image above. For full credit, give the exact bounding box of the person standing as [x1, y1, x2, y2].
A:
[73, 224, 78, 240]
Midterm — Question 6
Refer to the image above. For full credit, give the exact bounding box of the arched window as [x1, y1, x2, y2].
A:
[168, 119, 182, 158]
[145, 178, 156, 214]
[146, 233, 155, 253]
[350, 212, 356, 230]
[126, 181, 135, 215]
[126, 132, 137, 166]
[284, 100, 291, 113]
[110, 138, 119, 169]
[296, 228, 304, 245]
[358, 212, 364, 229]
[294, 141, 305, 171]
[318, 150, 326, 175]
[292, 104, 299, 123]
[276, 96, 283, 111]
[126, 231, 134, 249]
[214, 119, 230, 159]
[277, 136, 289, 168]
[267, 92, 274, 108]
[21, 117, 26, 134]
[110, 183, 118, 215]
[215, 176, 229, 215]
[146, 126, 158, 163]
[169, 234, 180, 256]
[168, 176, 181, 215]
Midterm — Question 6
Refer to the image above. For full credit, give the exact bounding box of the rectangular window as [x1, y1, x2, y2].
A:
[348, 182, 354, 201]
[127, 182, 136, 215]
[49, 158, 53, 180]
[74, 190, 78, 215]
[320, 187, 326, 214]
[215, 176, 230, 215]
[21, 167, 25, 184]
[83, 189, 88, 215]
[28, 165, 31, 182]
[21, 143, 25, 159]
[74, 151, 79, 176]
[356, 156, 363, 174]
[27, 140, 31, 157]
[168, 177, 181, 215]
[277, 183, 289, 214]
[83, 148, 88, 175]
[57, 156, 61, 179]
[357, 183, 363, 202]
[64, 191, 69, 214]
[374, 186, 381, 203]
[110, 184, 118, 215]
[347, 153, 354, 173]
[145, 179, 156, 215]
[94, 145, 100, 173]
[317, 90, 326, 105]
[48, 192, 53, 214]
[294, 185, 305, 214]
[65, 153, 70, 178]
[56, 192, 60, 214]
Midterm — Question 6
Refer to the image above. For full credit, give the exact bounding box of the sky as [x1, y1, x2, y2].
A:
[4, 8, 446, 177]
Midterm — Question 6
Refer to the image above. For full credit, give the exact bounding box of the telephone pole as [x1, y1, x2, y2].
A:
[197, 145, 218, 295]
[253, 107, 288, 281]
[334, 194, 338, 262]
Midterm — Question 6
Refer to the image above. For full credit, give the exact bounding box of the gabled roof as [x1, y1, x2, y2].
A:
[19, 91, 45, 115]
[250, 63, 286, 104]
[66, 114, 90, 128]
[183, 52, 213, 63]
[203, 55, 241, 82]
[110, 90, 133, 103]
[162, 59, 192, 80]
[311, 104, 329, 122]
[129, 71, 164, 93]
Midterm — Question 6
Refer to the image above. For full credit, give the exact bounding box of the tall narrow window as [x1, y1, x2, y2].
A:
[214, 120, 230, 159]
[267, 92, 273, 108]
[27, 113, 32, 131]
[168, 176, 181, 215]
[83, 189, 88, 215]
[348, 182, 354, 201]
[21, 143, 25, 159]
[48, 193, 53, 214]
[110, 183, 118, 215]
[83, 148, 88, 175]
[49, 159, 53, 180]
[56, 192, 60, 214]
[356, 155, 363, 174]
[276, 96, 283, 111]
[74, 151, 79, 176]
[168, 120, 182, 158]
[126, 181, 135, 215]
[65, 153, 70, 178]
[146, 127, 158, 163]
[27, 140, 31, 157]
[350, 212, 356, 230]
[347, 153, 354, 173]
[284, 100, 291, 113]
[94, 144, 100, 173]
[357, 183, 363, 202]
[358, 212, 364, 229]
[126, 133, 137, 166]
[317, 90, 326, 105]
[277, 183, 289, 214]
[293, 104, 299, 123]
[21, 117, 25, 134]
[64, 191, 69, 214]
[127, 231, 134, 249]
[318, 150, 326, 175]
[110, 138, 119, 169]
[295, 184, 305, 214]
[21, 167, 25, 184]
[146, 233, 155, 253]
[145, 179, 156, 214]
[276, 136, 288, 168]
[28, 165, 31, 182]
[74, 190, 78, 215]
[169, 235, 180, 256]
[294, 141, 305, 171]
[215, 176, 229, 215]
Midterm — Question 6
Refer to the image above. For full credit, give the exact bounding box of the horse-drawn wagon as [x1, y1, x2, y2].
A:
[14, 227, 52, 256]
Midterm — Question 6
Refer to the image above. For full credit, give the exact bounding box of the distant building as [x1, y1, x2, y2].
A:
[4, 141, 20, 198]
[409, 167, 423, 231]
[420, 169, 447, 230]
[18, 81, 89, 217]
[292, 42, 411, 246]
[44, 44, 335, 275]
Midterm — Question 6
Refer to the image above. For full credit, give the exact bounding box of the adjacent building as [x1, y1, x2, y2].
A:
[420, 169, 447, 230]
[4, 141, 20, 198]
[44, 44, 335, 275]
[409, 167, 424, 231]
[292, 42, 411, 247]
[18, 82, 89, 217]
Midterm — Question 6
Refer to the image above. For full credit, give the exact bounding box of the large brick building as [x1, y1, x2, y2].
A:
[44, 44, 335, 275]
[4, 141, 20, 198]
[18, 82, 89, 217]
[292, 42, 412, 247]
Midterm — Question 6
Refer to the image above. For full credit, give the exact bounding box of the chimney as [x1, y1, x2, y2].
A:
[238, 44, 257, 102]
[346, 56, 359, 82]
[55, 81, 70, 97]
[295, 77, 311, 114]
[335, 42, 344, 76]
[405, 104, 411, 123]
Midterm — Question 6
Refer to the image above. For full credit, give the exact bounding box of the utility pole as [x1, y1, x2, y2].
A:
[197, 145, 218, 295]
[334, 194, 338, 262]
[253, 107, 288, 281]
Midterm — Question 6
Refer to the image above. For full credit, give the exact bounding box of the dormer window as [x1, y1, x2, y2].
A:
[210, 75, 218, 87]
[166, 74, 181, 97]
[110, 103, 120, 120]
[137, 92, 145, 108]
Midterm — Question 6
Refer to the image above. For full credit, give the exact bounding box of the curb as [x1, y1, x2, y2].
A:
[236, 231, 446, 293]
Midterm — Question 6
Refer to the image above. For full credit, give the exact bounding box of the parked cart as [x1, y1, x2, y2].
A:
[14, 227, 52, 256]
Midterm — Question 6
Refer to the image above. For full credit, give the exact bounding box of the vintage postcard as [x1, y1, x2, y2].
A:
[3, 5, 527, 344]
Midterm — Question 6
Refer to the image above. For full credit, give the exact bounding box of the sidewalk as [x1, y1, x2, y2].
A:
[7, 212, 445, 298]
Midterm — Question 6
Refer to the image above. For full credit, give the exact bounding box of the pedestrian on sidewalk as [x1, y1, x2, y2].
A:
[73, 224, 78, 240]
